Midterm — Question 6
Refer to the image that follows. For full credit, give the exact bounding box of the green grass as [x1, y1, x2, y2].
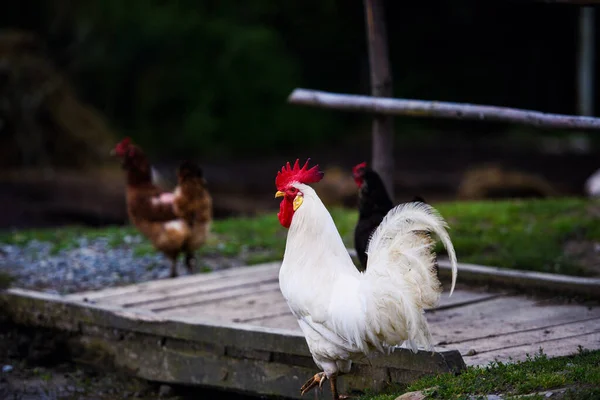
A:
[436, 198, 600, 276]
[197, 213, 288, 261]
[360, 348, 600, 400]
[330, 197, 600, 276]
[0, 198, 598, 276]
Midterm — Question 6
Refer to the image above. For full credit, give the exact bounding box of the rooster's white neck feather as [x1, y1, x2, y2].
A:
[281, 183, 357, 276]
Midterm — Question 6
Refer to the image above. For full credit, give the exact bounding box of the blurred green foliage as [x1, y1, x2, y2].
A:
[51, 1, 345, 156]
[2, 0, 594, 160]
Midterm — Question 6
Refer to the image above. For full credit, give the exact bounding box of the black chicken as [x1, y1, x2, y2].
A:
[352, 162, 426, 271]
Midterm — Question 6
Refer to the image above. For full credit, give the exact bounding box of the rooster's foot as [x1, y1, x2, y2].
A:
[300, 372, 327, 396]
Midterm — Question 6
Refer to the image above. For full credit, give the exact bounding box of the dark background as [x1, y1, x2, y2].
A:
[0, 0, 599, 227]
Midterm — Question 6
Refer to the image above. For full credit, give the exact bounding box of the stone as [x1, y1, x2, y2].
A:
[395, 390, 427, 400]
[158, 384, 173, 398]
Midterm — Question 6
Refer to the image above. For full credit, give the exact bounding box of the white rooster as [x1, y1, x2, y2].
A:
[274, 159, 458, 400]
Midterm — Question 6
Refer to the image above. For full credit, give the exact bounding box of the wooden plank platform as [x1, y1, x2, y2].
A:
[64, 261, 600, 365]
[2, 261, 600, 399]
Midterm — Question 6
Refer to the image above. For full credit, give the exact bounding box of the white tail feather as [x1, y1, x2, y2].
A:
[360, 202, 458, 351]
[367, 202, 457, 295]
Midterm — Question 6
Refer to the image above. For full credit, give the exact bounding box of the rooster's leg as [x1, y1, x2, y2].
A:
[330, 377, 339, 400]
[329, 375, 350, 400]
[185, 252, 196, 274]
[300, 372, 327, 396]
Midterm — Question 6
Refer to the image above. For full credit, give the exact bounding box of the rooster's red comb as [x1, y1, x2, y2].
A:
[275, 159, 324, 189]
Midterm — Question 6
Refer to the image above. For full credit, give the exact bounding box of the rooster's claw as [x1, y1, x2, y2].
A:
[300, 372, 327, 395]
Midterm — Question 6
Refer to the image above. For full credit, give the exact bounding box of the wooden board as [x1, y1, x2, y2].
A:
[4, 261, 600, 399]
[0, 287, 465, 400]
[66, 262, 281, 303]
[64, 262, 600, 367]
[461, 330, 600, 366]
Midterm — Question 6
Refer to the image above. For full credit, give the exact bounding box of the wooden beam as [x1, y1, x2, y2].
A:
[436, 259, 600, 300]
[287, 88, 600, 130]
[364, 0, 395, 200]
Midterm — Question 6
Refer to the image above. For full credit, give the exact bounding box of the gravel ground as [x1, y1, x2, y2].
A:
[0, 236, 249, 294]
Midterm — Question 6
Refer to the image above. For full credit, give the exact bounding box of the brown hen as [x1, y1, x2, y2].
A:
[112, 138, 212, 277]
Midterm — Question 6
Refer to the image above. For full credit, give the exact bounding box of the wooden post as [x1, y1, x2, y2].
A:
[578, 6, 595, 116]
[364, 0, 395, 201]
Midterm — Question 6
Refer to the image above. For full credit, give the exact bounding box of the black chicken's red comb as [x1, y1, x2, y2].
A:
[275, 159, 324, 190]
[352, 161, 367, 176]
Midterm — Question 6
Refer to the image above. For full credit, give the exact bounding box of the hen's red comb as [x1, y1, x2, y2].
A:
[352, 161, 367, 176]
[113, 137, 133, 156]
[276, 159, 324, 189]
[115, 137, 132, 150]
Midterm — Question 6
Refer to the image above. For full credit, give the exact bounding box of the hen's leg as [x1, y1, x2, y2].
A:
[300, 372, 327, 396]
[169, 260, 178, 278]
[185, 252, 196, 274]
[166, 253, 178, 278]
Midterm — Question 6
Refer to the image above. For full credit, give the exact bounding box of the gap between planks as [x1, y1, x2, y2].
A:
[109, 273, 279, 308]
[236, 290, 502, 327]
[447, 317, 600, 355]
[477, 320, 600, 355]
[150, 288, 498, 321]
[66, 262, 281, 302]
[156, 288, 498, 325]
[150, 281, 281, 312]
[429, 295, 600, 366]
[463, 331, 600, 366]
[441, 316, 600, 347]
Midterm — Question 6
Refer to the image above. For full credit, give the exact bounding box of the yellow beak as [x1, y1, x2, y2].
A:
[275, 191, 285, 198]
